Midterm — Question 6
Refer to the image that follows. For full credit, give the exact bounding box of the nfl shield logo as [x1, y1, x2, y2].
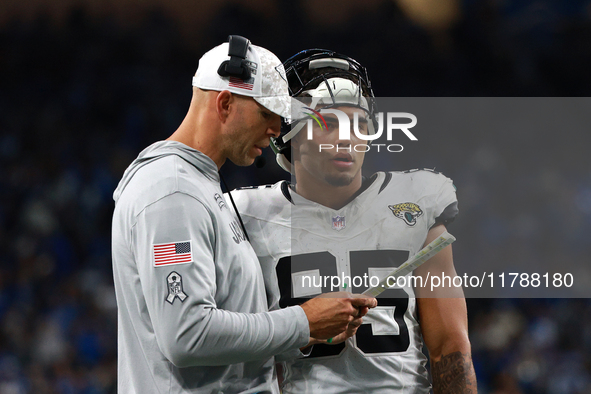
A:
[332, 216, 346, 231]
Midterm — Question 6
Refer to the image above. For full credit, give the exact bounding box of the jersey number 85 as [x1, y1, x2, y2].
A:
[276, 249, 412, 358]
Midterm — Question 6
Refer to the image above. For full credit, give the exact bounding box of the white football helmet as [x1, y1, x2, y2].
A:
[272, 49, 377, 172]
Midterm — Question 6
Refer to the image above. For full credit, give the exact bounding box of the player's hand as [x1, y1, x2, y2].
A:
[300, 292, 377, 340]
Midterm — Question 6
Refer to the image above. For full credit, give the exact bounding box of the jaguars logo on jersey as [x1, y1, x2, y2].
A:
[388, 202, 423, 226]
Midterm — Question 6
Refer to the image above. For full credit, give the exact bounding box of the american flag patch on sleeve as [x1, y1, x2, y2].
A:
[153, 241, 193, 267]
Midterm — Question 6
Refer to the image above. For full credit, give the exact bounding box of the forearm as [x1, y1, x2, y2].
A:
[160, 305, 309, 367]
[431, 350, 477, 394]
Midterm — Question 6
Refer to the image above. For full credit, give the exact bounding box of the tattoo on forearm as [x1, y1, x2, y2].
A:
[432, 351, 477, 394]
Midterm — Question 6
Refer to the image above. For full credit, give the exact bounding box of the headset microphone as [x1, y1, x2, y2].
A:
[254, 155, 266, 168]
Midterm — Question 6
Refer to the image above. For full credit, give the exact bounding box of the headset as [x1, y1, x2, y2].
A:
[217, 35, 252, 80]
[217, 35, 257, 241]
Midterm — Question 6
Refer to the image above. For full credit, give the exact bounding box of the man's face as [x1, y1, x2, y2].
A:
[224, 97, 281, 166]
[293, 105, 369, 187]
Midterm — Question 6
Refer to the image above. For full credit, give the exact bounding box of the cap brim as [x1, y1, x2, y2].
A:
[254, 95, 291, 120]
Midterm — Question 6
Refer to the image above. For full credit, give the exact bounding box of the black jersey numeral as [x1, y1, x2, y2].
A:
[350, 250, 411, 354]
[276, 253, 346, 358]
[276, 250, 411, 358]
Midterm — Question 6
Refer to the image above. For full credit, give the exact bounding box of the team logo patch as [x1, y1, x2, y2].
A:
[388, 203, 423, 226]
[332, 215, 346, 231]
[166, 272, 187, 304]
[214, 193, 226, 210]
[153, 241, 192, 267]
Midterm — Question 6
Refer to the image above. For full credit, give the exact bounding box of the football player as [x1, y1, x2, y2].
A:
[231, 50, 477, 393]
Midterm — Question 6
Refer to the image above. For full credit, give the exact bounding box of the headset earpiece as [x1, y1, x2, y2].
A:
[217, 35, 251, 80]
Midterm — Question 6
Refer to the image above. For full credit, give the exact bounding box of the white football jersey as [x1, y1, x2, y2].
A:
[232, 170, 458, 393]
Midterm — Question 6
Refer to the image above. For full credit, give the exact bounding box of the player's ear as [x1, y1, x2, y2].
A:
[216, 90, 233, 123]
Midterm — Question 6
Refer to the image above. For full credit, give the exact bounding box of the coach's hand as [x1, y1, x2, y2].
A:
[322, 315, 363, 345]
[300, 292, 377, 340]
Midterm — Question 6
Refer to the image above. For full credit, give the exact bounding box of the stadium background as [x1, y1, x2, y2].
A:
[1, 0, 591, 392]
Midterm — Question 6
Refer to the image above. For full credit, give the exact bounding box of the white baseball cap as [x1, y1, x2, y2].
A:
[192, 41, 291, 119]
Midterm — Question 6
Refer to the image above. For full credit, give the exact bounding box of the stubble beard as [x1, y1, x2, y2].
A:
[229, 151, 254, 167]
[226, 134, 255, 167]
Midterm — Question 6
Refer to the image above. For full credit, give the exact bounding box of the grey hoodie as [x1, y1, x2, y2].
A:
[112, 141, 309, 394]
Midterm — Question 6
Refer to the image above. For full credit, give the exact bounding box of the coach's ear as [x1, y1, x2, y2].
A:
[216, 90, 233, 123]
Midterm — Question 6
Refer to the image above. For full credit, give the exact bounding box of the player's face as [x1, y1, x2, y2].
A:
[294, 106, 368, 187]
[225, 97, 281, 166]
